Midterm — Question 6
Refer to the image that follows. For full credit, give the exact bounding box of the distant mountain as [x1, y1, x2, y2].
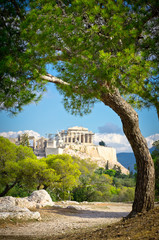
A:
[117, 147, 155, 173]
[117, 152, 136, 173]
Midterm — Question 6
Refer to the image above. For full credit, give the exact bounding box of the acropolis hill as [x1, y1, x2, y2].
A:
[17, 126, 129, 175]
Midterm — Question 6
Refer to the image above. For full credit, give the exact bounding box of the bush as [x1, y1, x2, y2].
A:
[111, 187, 135, 202]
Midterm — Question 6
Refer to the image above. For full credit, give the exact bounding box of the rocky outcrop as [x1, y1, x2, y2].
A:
[0, 205, 41, 220]
[27, 190, 54, 208]
[0, 190, 54, 220]
[64, 145, 129, 175]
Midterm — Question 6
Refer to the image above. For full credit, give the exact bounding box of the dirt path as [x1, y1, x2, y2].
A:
[0, 202, 132, 239]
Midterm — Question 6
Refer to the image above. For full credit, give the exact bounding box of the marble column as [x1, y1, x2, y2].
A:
[83, 133, 85, 144]
[91, 134, 93, 144]
[70, 132, 72, 143]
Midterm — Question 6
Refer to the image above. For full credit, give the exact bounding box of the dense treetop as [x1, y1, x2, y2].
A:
[0, 0, 158, 115]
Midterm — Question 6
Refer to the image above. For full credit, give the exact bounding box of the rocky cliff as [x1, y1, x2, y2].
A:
[64, 145, 129, 175]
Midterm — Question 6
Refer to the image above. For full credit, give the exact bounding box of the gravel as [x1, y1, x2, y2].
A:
[0, 202, 132, 239]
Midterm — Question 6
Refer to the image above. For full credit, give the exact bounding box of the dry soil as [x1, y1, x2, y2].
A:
[0, 202, 159, 240]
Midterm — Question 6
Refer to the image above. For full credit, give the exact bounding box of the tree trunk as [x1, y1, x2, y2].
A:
[101, 89, 155, 216]
[0, 181, 17, 197]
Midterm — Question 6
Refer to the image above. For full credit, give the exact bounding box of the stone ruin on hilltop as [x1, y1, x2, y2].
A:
[12, 126, 129, 174]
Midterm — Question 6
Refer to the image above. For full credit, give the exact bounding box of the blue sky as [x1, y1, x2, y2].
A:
[0, 83, 158, 136]
[0, 82, 158, 136]
[0, 68, 158, 153]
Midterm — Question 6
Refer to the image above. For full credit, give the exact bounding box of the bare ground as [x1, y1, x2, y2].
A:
[0, 202, 132, 239]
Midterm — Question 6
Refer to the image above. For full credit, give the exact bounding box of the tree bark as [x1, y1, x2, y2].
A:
[101, 89, 155, 216]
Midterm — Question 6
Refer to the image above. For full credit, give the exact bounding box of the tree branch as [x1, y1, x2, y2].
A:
[41, 74, 69, 86]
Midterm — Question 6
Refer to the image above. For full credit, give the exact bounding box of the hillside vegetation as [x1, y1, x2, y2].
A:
[0, 136, 135, 202]
[1, 136, 159, 203]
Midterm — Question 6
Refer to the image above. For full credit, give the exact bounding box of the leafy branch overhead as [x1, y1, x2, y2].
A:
[0, 0, 159, 116]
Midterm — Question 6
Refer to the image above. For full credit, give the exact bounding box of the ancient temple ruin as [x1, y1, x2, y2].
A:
[15, 127, 94, 157]
[55, 126, 94, 146]
[11, 126, 129, 174]
[45, 126, 94, 156]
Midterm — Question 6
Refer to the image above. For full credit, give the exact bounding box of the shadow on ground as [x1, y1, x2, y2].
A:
[40, 206, 130, 219]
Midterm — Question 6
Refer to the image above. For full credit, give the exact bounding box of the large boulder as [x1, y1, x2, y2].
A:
[0, 205, 29, 212]
[0, 196, 16, 207]
[0, 190, 54, 221]
[0, 204, 41, 220]
[27, 190, 54, 207]
[15, 197, 37, 209]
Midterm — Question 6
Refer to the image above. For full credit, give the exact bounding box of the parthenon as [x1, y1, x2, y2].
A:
[56, 126, 94, 146]
[45, 126, 94, 156]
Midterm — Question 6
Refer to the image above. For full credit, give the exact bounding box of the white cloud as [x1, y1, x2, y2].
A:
[146, 134, 159, 148]
[94, 133, 159, 153]
[94, 133, 132, 153]
[0, 130, 158, 153]
[0, 130, 41, 139]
